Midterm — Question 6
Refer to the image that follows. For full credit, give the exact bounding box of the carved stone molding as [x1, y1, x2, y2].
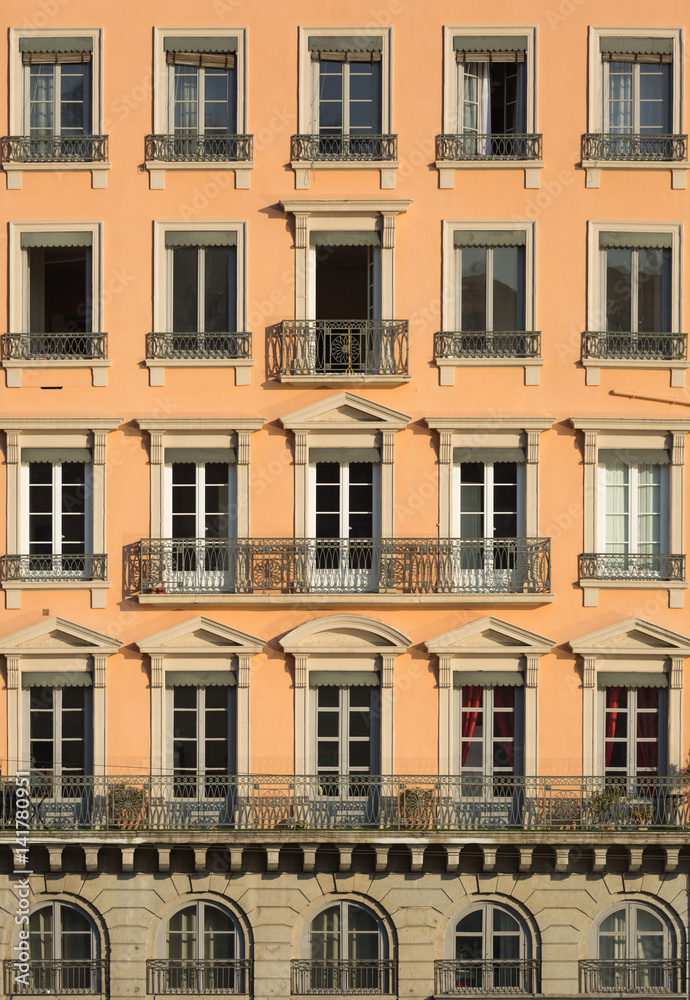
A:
[294, 654, 308, 689]
[93, 431, 107, 466]
[6, 432, 19, 465]
[150, 655, 164, 689]
[294, 214, 308, 249]
[382, 431, 395, 465]
[583, 656, 596, 689]
[93, 655, 107, 689]
[525, 654, 539, 689]
[381, 654, 395, 688]
[294, 432, 307, 466]
[584, 432, 597, 466]
[150, 432, 163, 466]
[237, 654, 251, 689]
[237, 431, 250, 466]
[438, 654, 452, 689]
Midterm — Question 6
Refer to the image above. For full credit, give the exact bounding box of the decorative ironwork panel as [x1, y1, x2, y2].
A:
[434, 959, 540, 995]
[582, 133, 687, 162]
[578, 959, 685, 994]
[2, 554, 107, 582]
[582, 332, 687, 362]
[290, 960, 397, 995]
[3, 959, 108, 995]
[146, 960, 252, 995]
[291, 134, 397, 161]
[1, 135, 108, 163]
[280, 320, 408, 377]
[436, 133, 542, 160]
[146, 332, 252, 361]
[3, 333, 108, 361]
[579, 553, 685, 582]
[145, 134, 253, 162]
[435, 331, 541, 360]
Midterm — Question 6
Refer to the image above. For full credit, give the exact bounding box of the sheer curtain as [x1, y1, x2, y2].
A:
[30, 67, 54, 135]
[605, 464, 629, 554]
[605, 686, 620, 768]
[461, 685, 483, 765]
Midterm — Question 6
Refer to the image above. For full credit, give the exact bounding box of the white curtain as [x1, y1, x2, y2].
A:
[479, 63, 491, 152]
[30, 67, 53, 134]
[174, 68, 198, 132]
[637, 464, 660, 553]
[605, 464, 629, 553]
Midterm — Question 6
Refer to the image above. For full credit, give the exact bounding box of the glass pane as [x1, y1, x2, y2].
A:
[606, 248, 632, 332]
[608, 63, 633, 132]
[492, 247, 524, 332]
[637, 248, 671, 333]
[60, 64, 90, 135]
[172, 247, 199, 333]
[30, 65, 54, 134]
[461, 247, 487, 331]
[204, 246, 235, 332]
[174, 66, 198, 132]
[204, 905, 236, 960]
[319, 62, 343, 132]
[167, 906, 197, 960]
[639, 63, 672, 134]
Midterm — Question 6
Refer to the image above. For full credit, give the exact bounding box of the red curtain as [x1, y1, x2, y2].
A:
[461, 686, 483, 766]
[494, 687, 515, 768]
[605, 686, 620, 767]
[636, 687, 658, 773]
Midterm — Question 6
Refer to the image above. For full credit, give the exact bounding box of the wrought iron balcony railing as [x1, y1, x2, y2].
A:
[582, 332, 687, 362]
[145, 134, 253, 162]
[579, 553, 685, 583]
[435, 959, 540, 995]
[3, 773, 687, 833]
[146, 959, 252, 995]
[291, 133, 397, 161]
[280, 320, 408, 377]
[1, 134, 108, 163]
[582, 133, 688, 162]
[2, 554, 107, 582]
[436, 133, 542, 160]
[139, 537, 550, 596]
[578, 959, 685, 994]
[3, 332, 108, 361]
[291, 960, 397, 995]
[435, 331, 541, 360]
[3, 958, 108, 995]
[146, 332, 252, 361]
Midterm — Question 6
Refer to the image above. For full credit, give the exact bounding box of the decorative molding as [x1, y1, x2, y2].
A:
[294, 432, 307, 466]
[237, 653, 251, 689]
[93, 655, 107, 689]
[671, 656, 684, 690]
[150, 432, 163, 466]
[439, 431, 452, 466]
[150, 655, 164, 689]
[672, 432, 684, 466]
[294, 213, 308, 249]
[438, 654, 452, 689]
[294, 654, 308, 689]
[583, 656, 597, 689]
[93, 431, 107, 466]
[526, 432, 539, 465]
[381, 654, 395, 688]
[382, 213, 396, 249]
[525, 654, 539, 688]
[6, 656, 19, 690]
[382, 431, 395, 465]
[584, 432, 597, 466]
[237, 431, 250, 466]
[6, 432, 19, 465]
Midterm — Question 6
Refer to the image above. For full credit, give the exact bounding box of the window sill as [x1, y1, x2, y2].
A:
[437, 357, 543, 386]
[279, 373, 411, 387]
[138, 592, 553, 607]
[582, 159, 690, 190]
[146, 358, 254, 387]
[3, 579, 110, 610]
[436, 159, 544, 190]
[580, 578, 687, 609]
[4, 358, 111, 387]
[582, 358, 688, 387]
[291, 159, 400, 190]
[3, 160, 110, 190]
[145, 160, 254, 190]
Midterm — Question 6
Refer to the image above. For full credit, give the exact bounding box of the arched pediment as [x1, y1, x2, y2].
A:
[280, 614, 410, 655]
[135, 617, 264, 655]
[425, 617, 554, 656]
[0, 617, 120, 656]
[569, 618, 690, 658]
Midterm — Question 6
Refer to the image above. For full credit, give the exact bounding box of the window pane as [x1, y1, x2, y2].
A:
[492, 247, 524, 332]
[204, 67, 237, 134]
[174, 66, 198, 132]
[30, 65, 54, 134]
[319, 62, 343, 132]
[608, 63, 633, 132]
[461, 247, 487, 331]
[637, 248, 671, 333]
[172, 247, 199, 333]
[606, 248, 632, 332]
[605, 463, 629, 553]
[204, 246, 235, 333]
[60, 64, 90, 135]
[639, 63, 672, 134]
[30, 246, 91, 334]
[349, 61, 381, 134]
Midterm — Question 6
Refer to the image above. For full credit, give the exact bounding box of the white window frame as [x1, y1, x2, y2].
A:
[5, 221, 107, 387]
[439, 221, 539, 385]
[447, 903, 528, 961]
[308, 241, 382, 322]
[452, 460, 526, 539]
[304, 900, 387, 960]
[457, 682, 524, 779]
[167, 63, 237, 137]
[589, 902, 673, 962]
[597, 460, 669, 555]
[7, 27, 107, 189]
[22, 459, 94, 559]
[166, 242, 239, 335]
[149, 221, 251, 386]
[585, 27, 686, 188]
[312, 684, 381, 784]
[599, 684, 667, 777]
[585, 221, 684, 385]
[24, 61, 93, 136]
[167, 683, 237, 793]
[309, 57, 383, 136]
[602, 60, 672, 135]
[149, 26, 251, 190]
[24, 683, 93, 781]
[158, 900, 242, 960]
[295, 26, 396, 190]
[308, 461, 382, 538]
[164, 460, 238, 539]
[28, 901, 99, 960]
[439, 25, 541, 190]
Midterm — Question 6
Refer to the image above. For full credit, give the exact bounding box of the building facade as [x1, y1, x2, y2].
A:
[0, 1, 689, 998]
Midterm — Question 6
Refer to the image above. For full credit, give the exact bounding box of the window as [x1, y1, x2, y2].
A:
[294, 29, 395, 189]
[24, 457, 91, 573]
[28, 683, 91, 785]
[148, 223, 251, 385]
[440, 904, 534, 994]
[170, 682, 236, 798]
[603, 685, 665, 778]
[148, 29, 251, 189]
[438, 28, 541, 189]
[5, 30, 107, 187]
[581, 904, 679, 994]
[150, 901, 246, 995]
[26, 902, 102, 995]
[599, 457, 668, 562]
[583, 30, 686, 187]
[293, 901, 393, 995]
[604, 239, 671, 335]
[437, 224, 539, 384]
[316, 683, 379, 796]
[460, 684, 522, 782]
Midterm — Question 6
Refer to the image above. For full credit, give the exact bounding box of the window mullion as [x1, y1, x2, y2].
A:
[53, 464, 62, 555]
[197, 688, 205, 776]
[196, 463, 204, 538]
[198, 69, 205, 137]
[340, 464, 348, 539]
[53, 688, 62, 779]
[486, 249, 494, 332]
[198, 248, 205, 333]
[629, 691, 637, 776]
[485, 463, 495, 538]
[54, 64, 61, 133]
[629, 464, 639, 552]
[633, 63, 640, 133]
[631, 250, 639, 336]
[343, 61, 350, 133]
[485, 689, 493, 777]
[339, 689, 348, 775]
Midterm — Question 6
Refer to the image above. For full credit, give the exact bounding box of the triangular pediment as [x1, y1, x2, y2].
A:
[425, 617, 554, 655]
[569, 618, 690, 656]
[280, 392, 410, 431]
[0, 617, 120, 655]
[281, 614, 410, 654]
[136, 617, 264, 655]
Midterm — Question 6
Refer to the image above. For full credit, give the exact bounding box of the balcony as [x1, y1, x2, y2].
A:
[3, 774, 687, 833]
[146, 332, 252, 361]
[578, 959, 685, 994]
[436, 133, 542, 161]
[138, 537, 551, 598]
[146, 959, 252, 995]
[145, 133, 253, 162]
[3, 959, 108, 995]
[435, 331, 541, 360]
[582, 331, 687, 362]
[581, 133, 687, 162]
[3, 332, 108, 361]
[1, 134, 109, 163]
[435, 959, 540, 995]
[291, 133, 397, 162]
[278, 320, 409, 382]
[291, 960, 397, 995]
[579, 553, 685, 583]
[2, 554, 107, 582]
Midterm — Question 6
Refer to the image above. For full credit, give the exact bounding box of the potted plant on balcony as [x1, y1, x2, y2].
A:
[107, 783, 148, 829]
[585, 784, 632, 829]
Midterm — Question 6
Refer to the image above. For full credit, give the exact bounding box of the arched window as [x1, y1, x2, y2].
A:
[27, 902, 102, 994]
[437, 904, 535, 994]
[293, 901, 394, 995]
[150, 901, 247, 995]
[583, 904, 679, 993]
